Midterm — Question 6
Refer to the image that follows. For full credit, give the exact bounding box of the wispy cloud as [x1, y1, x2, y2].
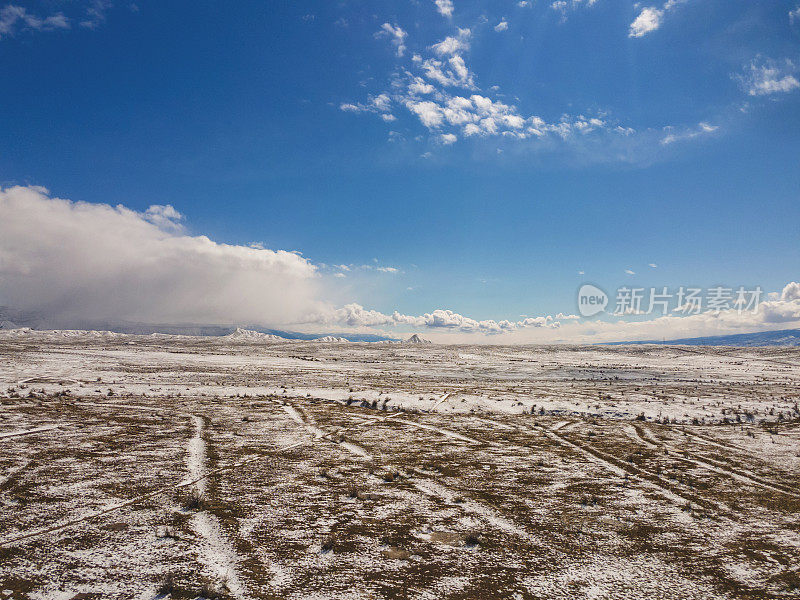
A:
[551, 0, 599, 21]
[79, 0, 111, 30]
[660, 122, 717, 145]
[376, 22, 407, 57]
[735, 58, 800, 97]
[0, 4, 70, 39]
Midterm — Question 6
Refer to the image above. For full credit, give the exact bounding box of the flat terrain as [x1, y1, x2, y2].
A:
[1, 331, 799, 599]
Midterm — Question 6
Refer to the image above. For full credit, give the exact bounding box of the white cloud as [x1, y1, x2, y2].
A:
[339, 94, 394, 116]
[0, 186, 322, 326]
[306, 304, 561, 334]
[782, 281, 800, 301]
[340, 16, 686, 151]
[736, 58, 800, 97]
[624, 269, 635, 275]
[791, 5, 800, 24]
[660, 122, 717, 145]
[0, 4, 70, 39]
[430, 29, 471, 56]
[629, 6, 663, 37]
[494, 20, 508, 32]
[376, 22, 407, 57]
[648, 263, 658, 268]
[440, 133, 457, 144]
[408, 76, 435, 95]
[144, 204, 184, 233]
[79, 0, 110, 30]
[629, 0, 687, 38]
[518, 1, 530, 6]
[406, 100, 444, 128]
[434, 0, 454, 18]
[551, 0, 599, 20]
[420, 55, 476, 88]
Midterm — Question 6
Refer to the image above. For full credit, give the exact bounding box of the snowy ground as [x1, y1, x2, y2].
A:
[1, 330, 799, 599]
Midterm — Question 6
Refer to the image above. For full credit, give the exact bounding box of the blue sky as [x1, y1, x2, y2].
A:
[0, 0, 799, 341]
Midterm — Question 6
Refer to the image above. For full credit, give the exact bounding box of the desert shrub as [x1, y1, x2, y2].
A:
[320, 536, 336, 553]
[463, 533, 481, 548]
[183, 489, 205, 512]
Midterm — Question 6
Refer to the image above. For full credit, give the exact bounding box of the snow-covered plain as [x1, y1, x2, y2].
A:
[1, 329, 799, 599]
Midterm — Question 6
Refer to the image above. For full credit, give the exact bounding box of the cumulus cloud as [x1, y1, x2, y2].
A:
[429, 28, 471, 56]
[629, 0, 685, 38]
[341, 11, 656, 150]
[419, 54, 476, 88]
[434, 0, 454, 18]
[494, 20, 508, 32]
[790, 5, 800, 24]
[304, 304, 562, 335]
[0, 186, 322, 326]
[629, 7, 663, 37]
[782, 281, 800, 302]
[735, 58, 800, 97]
[143, 204, 184, 232]
[376, 22, 407, 57]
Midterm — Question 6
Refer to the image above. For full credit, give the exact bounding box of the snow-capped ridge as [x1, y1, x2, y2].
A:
[225, 328, 287, 342]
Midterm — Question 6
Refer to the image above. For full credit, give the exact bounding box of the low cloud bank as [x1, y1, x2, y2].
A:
[300, 304, 573, 334]
[0, 186, 322, 326]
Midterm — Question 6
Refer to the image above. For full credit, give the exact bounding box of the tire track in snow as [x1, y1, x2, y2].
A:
[186, 415, 249, 598]
[392, 418, 482, 444]
[428, 392, 451, 412]
[285, 400, 542, 546]
[409, 476, 545, 545]
[550, 421, 572, 432]
[273, 398, 373, 460]
[0, 424, 66, 439]
[0, 425, 307, 547]
[626, 424, 659, 449]
[0, 458, 32, 490]
[526, 423, 733, 516]
[630, 424, 800, 499]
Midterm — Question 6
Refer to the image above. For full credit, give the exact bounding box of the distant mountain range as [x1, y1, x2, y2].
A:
[607, 329, 800, 347]
[0, 307, 401, 343]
